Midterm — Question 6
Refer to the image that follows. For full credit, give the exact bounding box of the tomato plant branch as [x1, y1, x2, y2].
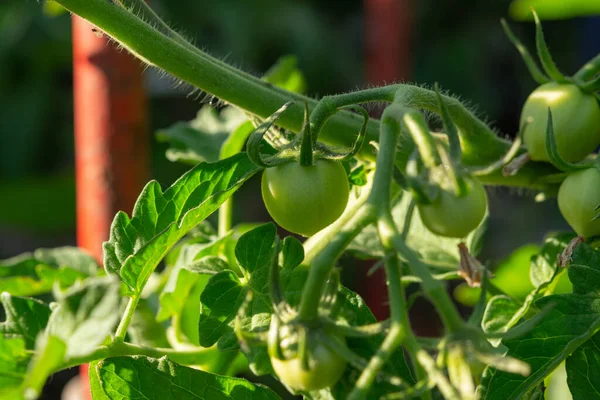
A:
[373, 102, 465, 334]
[113, 295, 140, 342]
[297, 207, 375, 321]
[58, 341, 219, 372]
[302, 176, 373, 265]
[54, 0, 378, 152]
[55, 0, 558, 190]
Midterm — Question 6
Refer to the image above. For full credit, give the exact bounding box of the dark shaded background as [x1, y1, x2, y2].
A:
[0, 0, 599, 398]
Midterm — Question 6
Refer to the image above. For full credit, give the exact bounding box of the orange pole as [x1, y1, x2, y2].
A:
[72, 16, 149, 398]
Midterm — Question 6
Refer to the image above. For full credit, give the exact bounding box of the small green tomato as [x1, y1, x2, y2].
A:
[521, 82, 600, 163]
[261, 159, 350, 236]
[557, 167, 600, 237]
[418, 177, 487, 238]
[269, 328, 347, 392]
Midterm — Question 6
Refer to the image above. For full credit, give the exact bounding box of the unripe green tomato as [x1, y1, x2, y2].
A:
[521, 82, 600, 162]
[557, 168, 600, 237]
[261, 159, 350, 236]
[269, 331, 347, 392]
[417, 177, 487, 238]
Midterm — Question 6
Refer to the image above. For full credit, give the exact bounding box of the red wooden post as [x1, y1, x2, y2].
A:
[72, 16, 149, 398]
[363, 0, 414, 320]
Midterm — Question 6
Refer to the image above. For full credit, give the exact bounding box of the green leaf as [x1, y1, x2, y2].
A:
[89, 361, 111, 400]
[156, 106, 249, 165]
[47, 277, 122, 358]
[103, 153, 259, 294]
[220, 121, 255, 160]
[480, 243, 600, 400]
[0, 293, 51, 349]
[263, 55, 307, 94]
[0, 247, 98, 296]
[92, 356, 281, 400]
[23, 335, 67, 400]
[530, 233, 574, 288]
[566, 333, 600, 399]
[280, 236, 304, 271]
[157, 236, 230, 322]
[0, 336, 28, 393]
[198, 224, 278, 353]
[349, 192, 486, 270]
[482, 295, 522, 335]
[22, 278, 121, 399]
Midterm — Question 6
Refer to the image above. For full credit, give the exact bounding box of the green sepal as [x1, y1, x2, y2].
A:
[533, 9, 567, 83]
[246, 101, 296, 168]
[544, 108, 593, 172]
[500, 18, 549, 85]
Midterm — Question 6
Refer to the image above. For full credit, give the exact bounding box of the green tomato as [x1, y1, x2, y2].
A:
[557, 167, 600, 237]
[417, 177, 487, 238]
[269, 328, 347, 392]
[261, 159, 350, 236]
[521, 82, 600, 162]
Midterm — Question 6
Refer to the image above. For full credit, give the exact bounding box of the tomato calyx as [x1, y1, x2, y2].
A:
[246, 101, 368, 169]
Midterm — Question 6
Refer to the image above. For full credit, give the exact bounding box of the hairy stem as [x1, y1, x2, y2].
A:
[114, 295, 140, 342]
[55, 0, 557, 188]
[59, 341, 220, 371]
[297, 206, 375, 321]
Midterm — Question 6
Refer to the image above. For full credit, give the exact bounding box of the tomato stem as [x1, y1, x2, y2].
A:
[299, 103, 315, 166]
[114, 295, 140, 343]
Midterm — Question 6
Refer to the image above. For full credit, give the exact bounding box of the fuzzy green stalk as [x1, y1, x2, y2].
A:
[55, 0, 557, 189]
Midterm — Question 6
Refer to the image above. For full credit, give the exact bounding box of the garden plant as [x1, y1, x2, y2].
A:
[3, 1, 600, 399]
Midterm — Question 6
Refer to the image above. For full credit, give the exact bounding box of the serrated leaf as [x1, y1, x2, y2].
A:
[198, 224, 277, 352]
[349, 192, 486, 269]
[157, 106, 248, 164]
[47, 277, 122, 358]
[0, 293, 51, 349]
[480, 243, 600, 400]
[103, 153, 259, 294]
[198, 271, 247, 348]
[0, 247, 98, 296]
[22, 278, 121, 398]
[93, 356, 280, 400]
